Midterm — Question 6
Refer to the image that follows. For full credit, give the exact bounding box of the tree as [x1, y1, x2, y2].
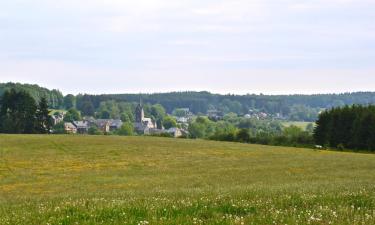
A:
[117, 122, 134, 136]
[53, 121, 65, 134]
[219, 99, 243, 114]
[314, 105, 375, 151]
[81, 101, 95, 116]
[150, 104, 167, 129]
[236, 129, 250, 143]
[188, 116, 215, 139]
[163, 116, 177, 129]
[63, 94, 75, 109]
[172, 108, 188, 117]
[188, 122, 206, 139]
[283, 125, 303, 138]
[0, 82, 64, 109]
[35, 97, 52, 133]
[0, 89, 37, 133]
[210, 121, 237, 141]
[64, 108, 81, 122]
[100, 110, 110, 119]
[88, 124, 102, 135]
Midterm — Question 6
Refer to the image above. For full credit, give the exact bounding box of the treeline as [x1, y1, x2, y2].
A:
[73, 92, 375, 121]
[0, 89, 52, 134]
[0, 83, 63, 108]
[3, 82, 375, 122]
[314, 105, 375, 151]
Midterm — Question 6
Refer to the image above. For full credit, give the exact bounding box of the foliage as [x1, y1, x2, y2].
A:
[0, 82, 63, 109]
[52, 122, 65, 134]
[162, 116, 177, 129]
[289, 104, 319, 121]
[99, 110, 111, 119]
[63, 94, 75, 109]
[236, 128, 251, 143]
[191, 114, 314, 148]
[209, 121, 237, 142]
[188, 116, 215, 139]
[74, 91, 375, 121]
[0, 89, 38, 133]
[172, 108, 189, 117]
[116, 122, 134, 136]
[80, 100, 95, 116]
[150, 104, 167, 129]
[63, 108, 81, 122]
[314, 105, 375, 151]
[35, 97, 53, 133]
[0, 89, 52, 134]
[88, 124, 103, 135]
[3, 83, 375, 122]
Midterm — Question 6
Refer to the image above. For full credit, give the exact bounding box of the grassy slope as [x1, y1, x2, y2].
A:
[0, 135, 374, 225]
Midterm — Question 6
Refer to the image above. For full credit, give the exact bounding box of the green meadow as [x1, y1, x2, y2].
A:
[0, 135, 374, 225]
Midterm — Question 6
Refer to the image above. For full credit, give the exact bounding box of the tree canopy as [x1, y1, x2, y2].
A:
[314, 105, 375, 151]
[0, 89, 52, 134]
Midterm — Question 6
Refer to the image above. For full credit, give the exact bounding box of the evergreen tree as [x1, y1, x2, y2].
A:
[35, 97, 52, 133]
[314, 105, 375, 151]
[0, 89, 37, 133]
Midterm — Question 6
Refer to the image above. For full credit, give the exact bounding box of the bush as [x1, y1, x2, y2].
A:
[117, 122, 134, 136]
[236, 129, 250, 143]
[88, 125, 102, 135]
[52, 122, 66, 134]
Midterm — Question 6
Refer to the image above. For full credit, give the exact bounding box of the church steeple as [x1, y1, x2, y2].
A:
[135, 97, 144, 123]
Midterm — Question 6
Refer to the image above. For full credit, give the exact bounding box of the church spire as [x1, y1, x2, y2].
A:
[139, 95, 142, 106]
[135, 95, 144, 123]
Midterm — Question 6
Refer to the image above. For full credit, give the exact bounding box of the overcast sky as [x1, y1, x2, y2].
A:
[0, 0, 374, 95]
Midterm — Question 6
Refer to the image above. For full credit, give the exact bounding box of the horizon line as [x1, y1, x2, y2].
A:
[2, 81, 375, 96]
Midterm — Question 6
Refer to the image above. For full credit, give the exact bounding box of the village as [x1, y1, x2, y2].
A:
[54, 101, 190, 138]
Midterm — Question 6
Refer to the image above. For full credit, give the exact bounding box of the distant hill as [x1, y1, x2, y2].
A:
[0, 82, 64, 109]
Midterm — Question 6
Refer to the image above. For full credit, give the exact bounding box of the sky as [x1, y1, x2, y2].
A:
[0, 0, 374, 95]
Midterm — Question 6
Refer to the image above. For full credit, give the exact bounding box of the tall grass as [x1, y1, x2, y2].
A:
[0, 135, 374, 224]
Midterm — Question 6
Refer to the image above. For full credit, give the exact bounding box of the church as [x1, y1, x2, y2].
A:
[134, 100, 157, 134]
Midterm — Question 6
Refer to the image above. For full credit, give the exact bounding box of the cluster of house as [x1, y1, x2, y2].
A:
[207, 109, 224, 121]
[244, 110, 286, 120]
[244, 109, 269, 120]
[63, 119, 123, 134]
[52, 102, 187, 138]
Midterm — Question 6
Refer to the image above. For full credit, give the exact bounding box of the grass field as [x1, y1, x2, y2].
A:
[0, 135, 374, 225]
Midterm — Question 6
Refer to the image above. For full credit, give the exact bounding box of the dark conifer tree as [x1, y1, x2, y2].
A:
[0, 89, 37, 133]
[314, 105, 375, 151]
[36, 97, 52, 133]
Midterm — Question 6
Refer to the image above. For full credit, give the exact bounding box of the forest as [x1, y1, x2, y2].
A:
[0, 83, 63, 109]
[74, 91, 375, 121]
